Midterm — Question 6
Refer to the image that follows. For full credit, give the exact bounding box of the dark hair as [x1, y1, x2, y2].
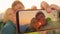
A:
[35, 11, 45, 18]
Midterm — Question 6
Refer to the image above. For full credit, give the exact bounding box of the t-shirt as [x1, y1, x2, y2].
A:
[1, 20, 18, 34]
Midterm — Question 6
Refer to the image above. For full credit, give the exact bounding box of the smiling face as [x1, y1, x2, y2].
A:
[12, 1, 25, 11]
[36, 15, 45, 28]
[12, 1, 24, 22]
[35, 12, 46, 29]
[30, 12, 46, 31]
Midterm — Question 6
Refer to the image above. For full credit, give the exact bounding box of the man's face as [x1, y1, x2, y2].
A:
[36, 14, 45, 29]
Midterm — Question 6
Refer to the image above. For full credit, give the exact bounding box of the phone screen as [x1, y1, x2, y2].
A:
[16, 10, 60, 34]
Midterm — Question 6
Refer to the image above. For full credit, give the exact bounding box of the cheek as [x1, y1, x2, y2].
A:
[10, 15, 16, 22]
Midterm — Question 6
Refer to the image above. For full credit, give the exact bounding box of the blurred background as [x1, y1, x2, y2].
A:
[0, 0, 60, 13]
[0, 0, 60, 20]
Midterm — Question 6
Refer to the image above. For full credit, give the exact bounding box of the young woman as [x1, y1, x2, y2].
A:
[1, 1, 25, 34]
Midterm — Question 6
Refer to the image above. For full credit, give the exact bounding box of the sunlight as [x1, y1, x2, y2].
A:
[0, 0, 60, 13]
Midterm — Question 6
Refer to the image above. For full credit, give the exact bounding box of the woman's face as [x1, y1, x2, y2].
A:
[11, 3, 24, 24]
[13, 3, 24, 11]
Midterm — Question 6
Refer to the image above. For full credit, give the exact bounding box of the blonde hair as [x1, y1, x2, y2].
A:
[12, 1, 24, 8]
[3, 1, 24, 23]
[3, 9, 9, 22]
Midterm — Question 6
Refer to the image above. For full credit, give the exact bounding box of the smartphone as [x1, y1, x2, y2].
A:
[16, 9, 60, 34]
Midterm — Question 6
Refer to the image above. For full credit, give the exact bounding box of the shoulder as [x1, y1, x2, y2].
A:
[4, 20, 16, 28]
[1, 20, 16, 34]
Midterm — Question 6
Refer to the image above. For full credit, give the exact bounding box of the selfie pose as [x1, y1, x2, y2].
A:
[25, 11, 56, 34]
[0, 0, 60, 34]
[25, 11, 46, 32]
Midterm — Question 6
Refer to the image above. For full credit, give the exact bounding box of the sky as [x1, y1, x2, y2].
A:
[0, 0, 60, 13]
